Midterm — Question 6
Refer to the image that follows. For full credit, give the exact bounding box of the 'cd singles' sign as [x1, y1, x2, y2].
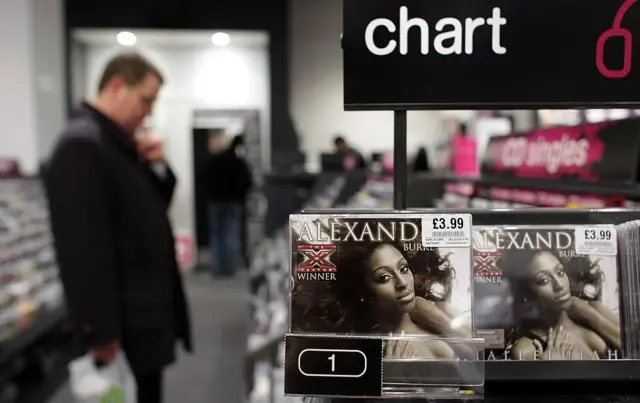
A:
[343, 0, 640, 110]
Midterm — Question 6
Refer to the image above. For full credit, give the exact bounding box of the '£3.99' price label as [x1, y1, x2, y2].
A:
[575, 225, 617, 256]
[421, 214, 472, 248]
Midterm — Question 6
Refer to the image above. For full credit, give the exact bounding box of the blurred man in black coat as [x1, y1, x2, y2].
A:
[45, 53, 192, 403]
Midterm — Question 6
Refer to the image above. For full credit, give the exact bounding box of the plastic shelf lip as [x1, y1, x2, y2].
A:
[486, 360, 640, 382]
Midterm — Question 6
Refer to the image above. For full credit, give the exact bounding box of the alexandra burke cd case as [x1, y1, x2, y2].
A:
[472, 225, 622, 361]
[289, 213, 473, 358]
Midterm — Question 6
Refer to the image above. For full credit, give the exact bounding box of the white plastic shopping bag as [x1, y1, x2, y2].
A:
[68, 352, 137, 403]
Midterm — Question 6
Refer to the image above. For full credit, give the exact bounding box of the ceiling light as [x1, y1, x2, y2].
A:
[211, 32, 230, 47]
[117, 31, 137, 46]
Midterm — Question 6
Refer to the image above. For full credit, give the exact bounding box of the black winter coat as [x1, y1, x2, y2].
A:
[204, 149, 252, 203]
[44, 102, 192, 374]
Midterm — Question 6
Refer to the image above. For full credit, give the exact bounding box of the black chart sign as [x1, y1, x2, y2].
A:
[343, 0, 640, 110]
[284, 335, 383, 397]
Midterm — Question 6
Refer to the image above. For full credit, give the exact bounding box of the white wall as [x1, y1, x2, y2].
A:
[290, 0, 447, 170]
[81, 43, 270, 238]
[32, 0, 66, 162]
[505, 110, 536, 132]
[0, 0, 66, 174]
[70, 41, 88, 106]
[0, 0, 38, 173]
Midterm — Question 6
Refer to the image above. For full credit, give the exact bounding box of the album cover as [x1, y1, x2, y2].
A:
[472, 226, 622, 361]
[289, 214, 473, 359]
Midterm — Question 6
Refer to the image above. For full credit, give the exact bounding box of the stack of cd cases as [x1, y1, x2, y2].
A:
[283, 209, 640, 399]
[617, 220, 640, 359]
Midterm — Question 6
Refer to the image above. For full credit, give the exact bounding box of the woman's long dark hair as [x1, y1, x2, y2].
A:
[291, 218, 454, 334]
[564, 255, 604, 301]
[404, 246, 456, 302]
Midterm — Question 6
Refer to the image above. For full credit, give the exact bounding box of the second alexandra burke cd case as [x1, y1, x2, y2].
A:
[472, 225, 622, 361]
[289, 213, 473, 360]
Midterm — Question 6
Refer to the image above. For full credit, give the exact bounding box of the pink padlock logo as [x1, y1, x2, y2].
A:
[596, 0, 637, 78]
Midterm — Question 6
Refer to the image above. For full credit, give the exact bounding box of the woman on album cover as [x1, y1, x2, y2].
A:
[292, 220, 471, 359]
[500, 247, 621, 360]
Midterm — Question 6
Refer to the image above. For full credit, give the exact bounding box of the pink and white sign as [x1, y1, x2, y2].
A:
[482, 121, 618, 181]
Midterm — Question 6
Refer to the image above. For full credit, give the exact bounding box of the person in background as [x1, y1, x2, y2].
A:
[205, 131, 252, 277]
[450, 123, 478, 177]
[44, 53, 192, 403]
[231, 134, 251, 268]
[413, 147, 431, 172]
[333, 135, 367, 170]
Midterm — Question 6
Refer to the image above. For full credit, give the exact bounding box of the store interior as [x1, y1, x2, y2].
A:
[3, 0, 640, 402]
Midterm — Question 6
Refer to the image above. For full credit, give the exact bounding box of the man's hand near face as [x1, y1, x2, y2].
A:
[136, 131, 164, 163]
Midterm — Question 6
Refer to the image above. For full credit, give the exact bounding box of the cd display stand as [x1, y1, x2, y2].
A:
[283, 31, 485, 403]
[284, 0, 640, 399]
[283, 114, 487, 399]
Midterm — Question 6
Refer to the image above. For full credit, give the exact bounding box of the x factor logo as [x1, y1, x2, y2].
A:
[297, 244, 337, 272]
[473, 252, 502, 276]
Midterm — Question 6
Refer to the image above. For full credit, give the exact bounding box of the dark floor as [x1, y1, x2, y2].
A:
[48, 271, 250, 403]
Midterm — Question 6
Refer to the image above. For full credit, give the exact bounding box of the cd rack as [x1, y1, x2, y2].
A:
[285, 208, 640, 398]
[281, 121, 640, 398]
[282, 167, 640, 395]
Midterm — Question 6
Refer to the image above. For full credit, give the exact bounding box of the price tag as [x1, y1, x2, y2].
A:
[422, 214, 472, 248]
[575, 226, 617, 255]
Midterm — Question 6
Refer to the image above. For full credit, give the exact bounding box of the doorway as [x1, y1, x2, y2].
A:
[192, 109, 265, 268]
